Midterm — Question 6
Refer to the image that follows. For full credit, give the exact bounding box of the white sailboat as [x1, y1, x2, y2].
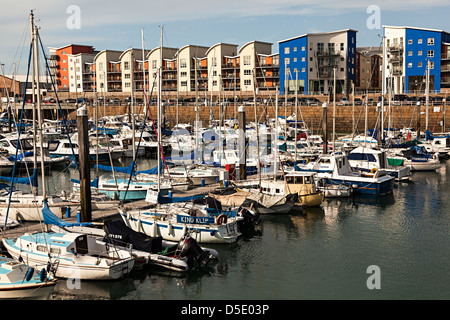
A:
[0, 255, 56, 300]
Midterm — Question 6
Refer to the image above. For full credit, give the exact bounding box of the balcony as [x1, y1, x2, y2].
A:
[318, 72, 333, 78]
[318, 64, 338, 69]
[389, 45, 403, 52]
[315, 50, 341, 57]
[392, 67, 403, 76]
[441, 65, 450, 73]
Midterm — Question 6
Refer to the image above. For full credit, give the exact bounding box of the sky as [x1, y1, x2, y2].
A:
[1, 0, 449, 75]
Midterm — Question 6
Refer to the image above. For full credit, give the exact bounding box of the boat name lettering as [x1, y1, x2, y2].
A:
[177, 215, 215, 225]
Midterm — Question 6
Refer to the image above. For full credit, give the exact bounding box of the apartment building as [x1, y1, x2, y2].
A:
[119, 48, 150, 93]
[94, 50, 122, 93]
[239, 41, 274, 93]
[383, 26, 450, 94]
[174, 45, 209, 93]
[356, 47, 382, 92]
[47, 44, 95, 92]
[147, 46, 180, 94]
[206, 43, 239, 94]
[67, 52, 97, 93]
[279, 29, 357, 96]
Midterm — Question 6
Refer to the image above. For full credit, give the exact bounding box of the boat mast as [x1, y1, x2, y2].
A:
[426, 59, 430, 133]
[295, 70, 298, 162]
[157, 26, 163, 194]
[30, 11, 38, 196]
[131, 51, 136, 162]
[252, 68, 261, 186]
[32, 15, 47, 199]
[274, 87, 278, 181]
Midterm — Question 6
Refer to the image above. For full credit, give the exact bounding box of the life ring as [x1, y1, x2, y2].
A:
[216, 214, 228, 225]
[370, 168, 378, 174]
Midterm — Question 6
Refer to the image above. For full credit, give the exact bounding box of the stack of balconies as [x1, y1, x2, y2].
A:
[316, 50, 340, 79]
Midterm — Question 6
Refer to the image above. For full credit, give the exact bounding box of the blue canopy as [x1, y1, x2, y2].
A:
[157, 194, 205, 204]
[95, 162, 136, 176]
[42, 199, 94, 227]
[8, 151, 34, 162]
[70, 176, 99, 188]
[136, 160, 165, 175]
[0, 169, 38, 187]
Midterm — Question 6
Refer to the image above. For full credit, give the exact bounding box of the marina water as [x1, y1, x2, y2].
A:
[22, 157, 449, 300]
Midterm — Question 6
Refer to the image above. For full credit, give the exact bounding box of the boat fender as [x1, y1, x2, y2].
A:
[46, 261, 52, 273]
[370, 168, 378, 174]
[182, 226, 187, 235]
[168, 223, 174, 236]
[216, 214, 227, 225]
[152, 222, 158, 237]
[18, 256, 23, 263]
[25, 267, 35, 282]
[210, 230, 215, 236]
[39, 268, 47, 282]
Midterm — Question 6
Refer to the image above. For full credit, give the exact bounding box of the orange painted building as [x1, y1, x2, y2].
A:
[48, 44, 94, 91]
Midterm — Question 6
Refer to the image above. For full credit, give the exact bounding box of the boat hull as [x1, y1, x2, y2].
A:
[2, 238, 135, 281]
[120, 211, 241, 244]
[0, 201, 80, 222]
[322, 177, 394, 195]
[0, 281, 56, 300]
[299, 192, 323, 207]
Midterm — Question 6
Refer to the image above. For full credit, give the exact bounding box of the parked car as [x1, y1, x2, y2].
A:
[108, 98, 121, 105]
[354, 98, 363, 105]
[43, 97, 56, 103]
[339, 97, 350, 105]
[306, 97, 320, 105]
[65, 98, 76, 104]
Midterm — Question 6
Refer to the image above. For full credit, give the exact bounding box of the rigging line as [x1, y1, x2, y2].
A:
[133, 58, 171, 177]
[4, 43, 32, 228]
[37, 32, 79, 171]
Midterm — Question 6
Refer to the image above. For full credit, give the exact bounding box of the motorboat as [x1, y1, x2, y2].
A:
[285, 171, 324, 207]
[348, 146, 411, 182]
[296, 153, 395, 196]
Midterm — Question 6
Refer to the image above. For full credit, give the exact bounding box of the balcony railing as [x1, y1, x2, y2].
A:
[315, 50, 341, 57]
[389, 45, 404, 52]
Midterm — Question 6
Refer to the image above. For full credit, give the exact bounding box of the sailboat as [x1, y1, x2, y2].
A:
[0, 13, 80, 224]
[2, 13, 136, 281]
[0, 255, 56, 300]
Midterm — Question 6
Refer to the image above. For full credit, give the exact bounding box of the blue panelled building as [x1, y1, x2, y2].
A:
[278, 29, 357, 97]
[383, 26, 450, 94]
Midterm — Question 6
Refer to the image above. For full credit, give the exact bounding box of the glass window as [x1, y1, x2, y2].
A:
[284, 47, 290, 54]
[427, 38, 434, 45]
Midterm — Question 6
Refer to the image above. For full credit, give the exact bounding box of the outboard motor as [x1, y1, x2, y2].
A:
[176, 236, 214, 267]
[237, 208, 261, 231]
